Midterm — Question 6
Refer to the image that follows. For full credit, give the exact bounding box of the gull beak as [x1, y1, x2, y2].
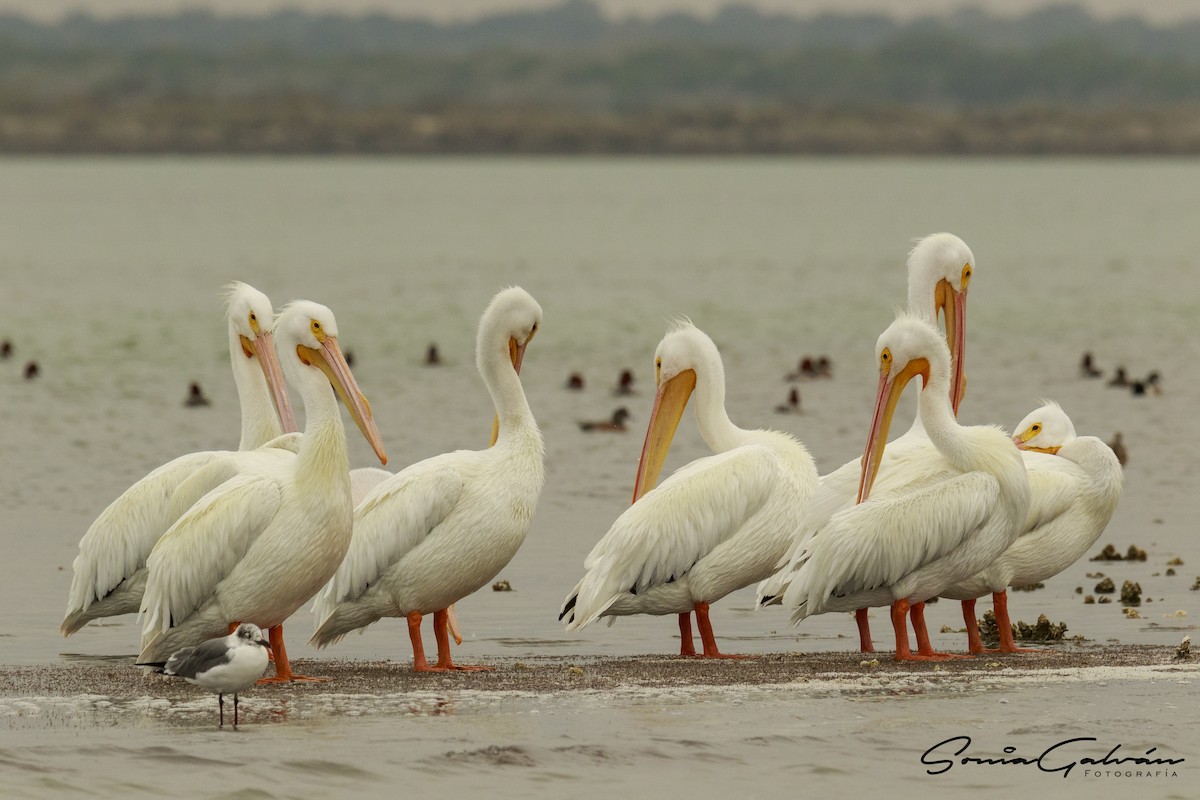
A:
[298, 336, 387, 464]
[857, 357, 930, 503]
[631, 368, 696, 503]
[241, 331, 298, 434]
[490, 335, 529, 447]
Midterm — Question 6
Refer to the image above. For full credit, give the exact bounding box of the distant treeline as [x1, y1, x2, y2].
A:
[3, 1, 1200, 61]
[2, 1, 1200, 154]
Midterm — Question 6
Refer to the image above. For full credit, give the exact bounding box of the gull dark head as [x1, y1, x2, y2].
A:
[234, 623, 269, 648]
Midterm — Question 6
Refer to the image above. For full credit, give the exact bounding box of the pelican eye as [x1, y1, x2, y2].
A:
[961, 263, 972, 288]
[1032, 423, 1041, 432]
[879, 347, 892, 371]
[310, 319, 326, 341]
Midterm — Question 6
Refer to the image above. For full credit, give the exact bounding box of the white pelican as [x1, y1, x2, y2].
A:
[310, 287, 544, 671]
[941, 401, 1123, 652]
[758, 233, 976, 652]
[138, 300, 386, 681]
[62, 282, 297, 636]
[559, 322, 818, 657]
[781, 314, 1030, 660]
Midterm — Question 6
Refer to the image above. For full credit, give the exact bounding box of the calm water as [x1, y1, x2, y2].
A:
[0, 157, 1197, 797]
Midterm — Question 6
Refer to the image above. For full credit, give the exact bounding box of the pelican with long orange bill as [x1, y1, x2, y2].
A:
[312, 287, 545, 672]
[139, 300, 387, 682]
[63, 282, 300, 637]
[561, 321, 818, 658]
[757, 233, 976, 653]
[780, 314, 1030, 661]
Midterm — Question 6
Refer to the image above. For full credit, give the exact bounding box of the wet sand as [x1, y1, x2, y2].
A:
[5, 645, 1190, 702]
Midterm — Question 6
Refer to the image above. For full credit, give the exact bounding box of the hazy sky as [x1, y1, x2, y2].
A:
[1, 0, 1197, 24]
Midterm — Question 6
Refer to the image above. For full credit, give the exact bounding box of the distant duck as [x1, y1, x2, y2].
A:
[0, 340, 11, 359]
[1107, 432, 1128, 466]
[184, 382, 211, 407]
[815, 356, 832, 378]
[774, 387, 801, 414]
[566, 372, 585, 390]
[139, 623, 270, 729]
[579, 407, 631, 432]
[1107, 366, 1129, 388]
[786, 357, 817, 381]
[23, 361, 38, 380]
[615, 369, 635, 395]
[1080, 351, 1103, 378]
[1144, 371, 1161, 395]
[425, 344, 441, 366]
[344, 349, 356, 368]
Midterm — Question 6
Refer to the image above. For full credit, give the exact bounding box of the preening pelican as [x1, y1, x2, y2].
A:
[310, 287, 544, 671]
[62, 282, 297, 636]
[758, 233, 976, 653]
[559, 322, 818, 657]
[138, 300, 386, 681]
[781, 314, 1030, 660]
[941, 401, 1123, 652]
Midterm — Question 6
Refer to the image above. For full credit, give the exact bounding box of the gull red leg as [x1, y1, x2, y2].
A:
[258, 624, 329, 682]
[993, 590, 1039, 654]
[678, 612, 696, 657]
[855, 608, 874, 653]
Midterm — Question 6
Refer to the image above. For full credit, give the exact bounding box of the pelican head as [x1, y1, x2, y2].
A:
[1012, 400, 1076, 455]
[907, 233, 975, 415]
[277, 300, 387, 465]
[481, 287, 542, 446]
[631, 320, 717, 502]
[858, 314, 951, 503]
[225, 282, 297, 434]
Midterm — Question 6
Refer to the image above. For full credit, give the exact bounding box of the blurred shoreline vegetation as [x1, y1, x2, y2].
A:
[2, 0, 1200, 155]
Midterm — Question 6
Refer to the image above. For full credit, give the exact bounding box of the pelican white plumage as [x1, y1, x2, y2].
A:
[758, 233, 976, 652]
[941, 401, 1123, 652]
[62, 282, 297, 636]
[138, 300, 386, 681]
[310, 287, 544, 671]
[781, 314, 1030, 660]
[559, 322, 818, 657]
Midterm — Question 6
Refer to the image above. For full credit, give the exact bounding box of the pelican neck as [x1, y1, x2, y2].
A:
[228, 325, 284, 451]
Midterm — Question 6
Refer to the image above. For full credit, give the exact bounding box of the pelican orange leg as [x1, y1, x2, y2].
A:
[693, 601, 750, 659]
[678, 612, 696, 657]
[855, 607, 874, 653]
[432, 608, 493, 671]
[993, 590, 1039, 653]
[257, 624, 329, 683]
[910, 601, 972, 660]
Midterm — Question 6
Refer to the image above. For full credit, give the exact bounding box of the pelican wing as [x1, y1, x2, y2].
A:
[785, 470, 999, 617]
[140, 473, 283, 636]
[1020, 454, 1082, 534]
[566, 447, 777, 630]
[65, 451, 225, 618]
[314, 458, 465, 621]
